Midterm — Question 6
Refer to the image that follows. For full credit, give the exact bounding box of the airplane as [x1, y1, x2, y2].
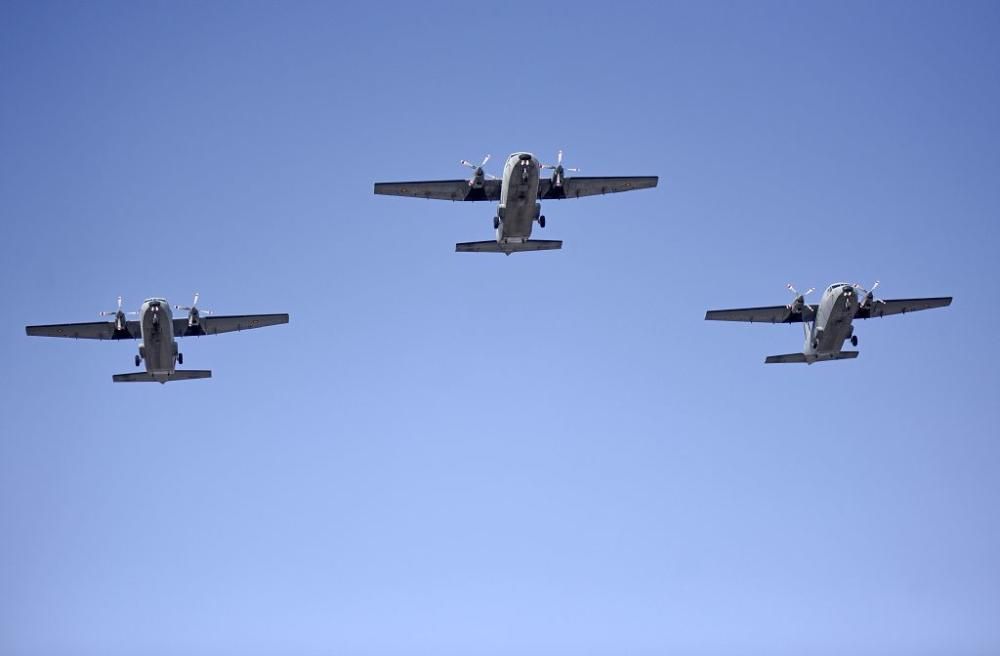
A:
[25, 294, 289, 383]
[705, 281, 952, 364]
[373, 150, 658, 254]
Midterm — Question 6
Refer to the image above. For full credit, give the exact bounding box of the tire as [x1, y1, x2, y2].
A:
[178, 353, 184, 365]
[493, 216, 499, 230]
[135, 355, 141, 367]
[539, 215, 546, 228]
[851, 335, 858, 347]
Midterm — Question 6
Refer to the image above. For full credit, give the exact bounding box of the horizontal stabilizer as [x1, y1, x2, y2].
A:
[456, 239, 563, 254]
[112, 370, 212, 384]
[765, 351, 859, 364]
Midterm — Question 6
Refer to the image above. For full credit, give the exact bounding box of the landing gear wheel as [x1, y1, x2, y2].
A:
[493, 216, 500, 230]
[178, 353, 184, 365]
[135, 355, 141, 367]
[539, 215, 546, 228]
[851, 335, 858, 347]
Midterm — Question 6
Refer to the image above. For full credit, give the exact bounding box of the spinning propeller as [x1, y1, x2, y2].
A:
[854, 280, 883, 308]
[541, 150, 580, 187]
[99, 296, 136, 329]
[175, 293, 212, 325]
[460, 154, 497, 185]
[785, 283, 814, 313]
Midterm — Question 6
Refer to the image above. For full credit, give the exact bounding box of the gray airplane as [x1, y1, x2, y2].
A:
[25, 294, 289, 383]
[374, 151, 658, 254]
[705, 282, 952, 364]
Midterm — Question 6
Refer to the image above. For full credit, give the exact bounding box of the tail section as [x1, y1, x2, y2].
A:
[456, 239, 562, 254]
[113, 370, 212, 383]
[765, 351, 859, 364]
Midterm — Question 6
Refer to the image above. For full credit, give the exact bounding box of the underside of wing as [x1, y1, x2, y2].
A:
[705, 305, 815, 324]
[855, 297, 952, 319]
[373, 179, 501, 202]
[175, 313, 289, 337]
[538, 176, 658, 200]
[25, 320, 138, 340]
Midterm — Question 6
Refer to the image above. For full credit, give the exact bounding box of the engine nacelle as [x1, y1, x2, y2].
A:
[187, 307, 201, 328]
[468, 168, 486, 189]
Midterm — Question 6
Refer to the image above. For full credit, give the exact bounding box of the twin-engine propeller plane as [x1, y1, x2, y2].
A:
[374, 150, 658, 254]
[25, 294, 289, 383]
[705, 282, 952, 364]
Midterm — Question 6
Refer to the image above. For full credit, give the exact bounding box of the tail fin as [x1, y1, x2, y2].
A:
[765, 351, 859, 364]
[113, 370, 212, 383]
[456, 239, 562, 254]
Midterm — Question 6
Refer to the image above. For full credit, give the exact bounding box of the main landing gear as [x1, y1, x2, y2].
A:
[178, 353, 184, 365]
[851, 335, 858, 347]
[538, 215, 546, 228]
[134, 354, 141, 367]
[493, 216, 500, 230]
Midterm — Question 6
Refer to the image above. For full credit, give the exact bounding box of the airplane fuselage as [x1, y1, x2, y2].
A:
[496, 153, 542, 244]
[137, 298, 179, 379]
[803, 283, 858, 361]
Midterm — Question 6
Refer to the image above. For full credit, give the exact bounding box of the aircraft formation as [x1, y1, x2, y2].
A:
[25, 150, 952, 381]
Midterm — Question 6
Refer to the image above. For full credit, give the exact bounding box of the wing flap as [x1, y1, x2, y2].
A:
[855, 297, 952, 319]
[705, 305, 815, 324]
[175, 313, 289, 337]
[538, 176, 658, 200]
[25, 321, 138, 340]
[374, 179, 501, 202]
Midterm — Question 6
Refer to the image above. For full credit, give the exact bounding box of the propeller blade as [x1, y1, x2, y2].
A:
[480, 154, 490, 168]
[100, 296, 125, 316]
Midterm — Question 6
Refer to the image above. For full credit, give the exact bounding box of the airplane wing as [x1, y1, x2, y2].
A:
[704, 304, 817, 324]
[854, 297, 952, 319]
[174, 313, 289, 337]
[25, 321, 139, 340]
[538, 176, 658, 200]
[373, 179, 501, 202]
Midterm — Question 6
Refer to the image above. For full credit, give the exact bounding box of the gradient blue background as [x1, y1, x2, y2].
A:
[2, 2, 998, 654]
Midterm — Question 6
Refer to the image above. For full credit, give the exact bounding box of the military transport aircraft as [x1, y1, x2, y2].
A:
[705, 282, 952, 364]
[25, 294, 289, 383]
[374, 150, 658, 254]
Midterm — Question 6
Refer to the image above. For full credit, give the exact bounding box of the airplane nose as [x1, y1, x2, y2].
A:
[518, 153, 532, 161]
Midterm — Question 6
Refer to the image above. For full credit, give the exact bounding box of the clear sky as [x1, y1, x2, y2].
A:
[1, 2, 998, 654]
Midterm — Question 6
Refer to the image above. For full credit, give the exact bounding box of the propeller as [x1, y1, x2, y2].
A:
[854, 280, 882, 307]
[541, 150, 580, 187]
[175, 293, 212, 325]
[174, 292, 201, 312]
[460, 154, 497, 184]
[99, 296, 136, 329]
[99, 296, 138, 317]
[785, 283, 814, 313]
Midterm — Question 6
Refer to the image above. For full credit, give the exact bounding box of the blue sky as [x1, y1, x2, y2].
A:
[1, 2, 998, 654]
